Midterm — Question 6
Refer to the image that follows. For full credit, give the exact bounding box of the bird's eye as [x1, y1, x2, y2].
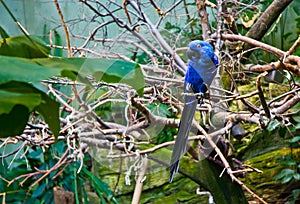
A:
[197, 44, 201, 48]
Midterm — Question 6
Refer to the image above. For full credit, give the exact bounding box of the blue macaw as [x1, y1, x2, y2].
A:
[169, 40, 218, 182]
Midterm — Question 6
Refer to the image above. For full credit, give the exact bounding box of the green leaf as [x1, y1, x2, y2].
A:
[42, 190, 53, 204]
[295, 122, 300, 130]
[52, 30, 63, 57]
[274, 168, 295, 183]
[0, 55, 144, 95]
[0, 54, 144, 137]
[27, 148, 43, 160]
[32, 183, 46, 198]
[147, 103, 171, 117]
[0, 55, 61, 85]
[281, 174, 294, 184]
[288, 136, 300, 143]
[0, 26, 10, 38]
[267, 120, 280, 131]
[0, 90, 42, 114]
[292, 189, 300, 198]
[4, 190, 27, 202]
[293, 173, 300, 180]
[293, 115, 300, 122]
[33, 57, 145, 96]
[0, 82, 60, 137]
[0, 104, 29, 137]
[278, 126, 287, 137]
[35, 94, 60, 137]
[0, 35, 50, 58]
[262, 2, 300, 62]
[81, 167, 118, 204]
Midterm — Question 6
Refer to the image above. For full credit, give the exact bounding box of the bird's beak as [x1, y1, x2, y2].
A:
[187, 48, 200, 60]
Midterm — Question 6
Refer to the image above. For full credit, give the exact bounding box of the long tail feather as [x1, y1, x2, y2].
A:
[169, 94, 198, 182]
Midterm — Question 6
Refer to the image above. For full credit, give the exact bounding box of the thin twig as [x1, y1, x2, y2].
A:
[71, 84, 110, 129]
[54, 0, 72, 57]
[285, 34, 300, 57]
[0, 141, 27, 159]
[29, 148, 69, 189]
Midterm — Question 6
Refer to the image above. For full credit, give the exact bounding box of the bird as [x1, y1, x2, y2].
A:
[169, 40, 218, 183]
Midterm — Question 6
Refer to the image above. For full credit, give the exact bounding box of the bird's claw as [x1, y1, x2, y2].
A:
[195, 92, 204, 98]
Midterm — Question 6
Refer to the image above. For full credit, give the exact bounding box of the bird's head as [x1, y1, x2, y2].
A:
[187, 40, 215, 61]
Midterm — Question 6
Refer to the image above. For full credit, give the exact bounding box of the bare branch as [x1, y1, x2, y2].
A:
[54, 0, 72, 57]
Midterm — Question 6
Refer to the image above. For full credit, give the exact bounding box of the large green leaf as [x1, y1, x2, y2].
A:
[0, 54, 144, 95]
[0, 104, 29, 137]
[0, 90, 42, 114]
[0, 82, 60, 137]
[0, 55, 61, 85]
[33, 58, 145, 96]
[0, 44, 144, 137]
[0, 35, 50, 58]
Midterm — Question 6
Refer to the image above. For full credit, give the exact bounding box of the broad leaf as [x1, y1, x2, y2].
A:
[0, 90, 42, 114]
[0, 55, 61, 85]
[274, 169, 294, 181]
[288, 136, 300, 143]
[293, 173, 300, 180]
[33, 57, 145, 95]
[32, 183, 46, 198]
[0, 82, 60, 137]
[0, 35, 50, 58]
[0, 104, 29, 137]
[0, 40, 144, 137]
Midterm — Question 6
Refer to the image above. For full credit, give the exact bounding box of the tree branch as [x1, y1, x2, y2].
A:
[54, 0, 72, 57]
[246, 0, 293, 41]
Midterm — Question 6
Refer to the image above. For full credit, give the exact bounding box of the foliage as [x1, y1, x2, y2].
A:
[0, 0, 300, 204]
[273, 136, 300, 203]
[254, 0, 300, 62]
[0, 35, 144, 137]
[0, 81, 60, 137]
[0, 140, 118, 204]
